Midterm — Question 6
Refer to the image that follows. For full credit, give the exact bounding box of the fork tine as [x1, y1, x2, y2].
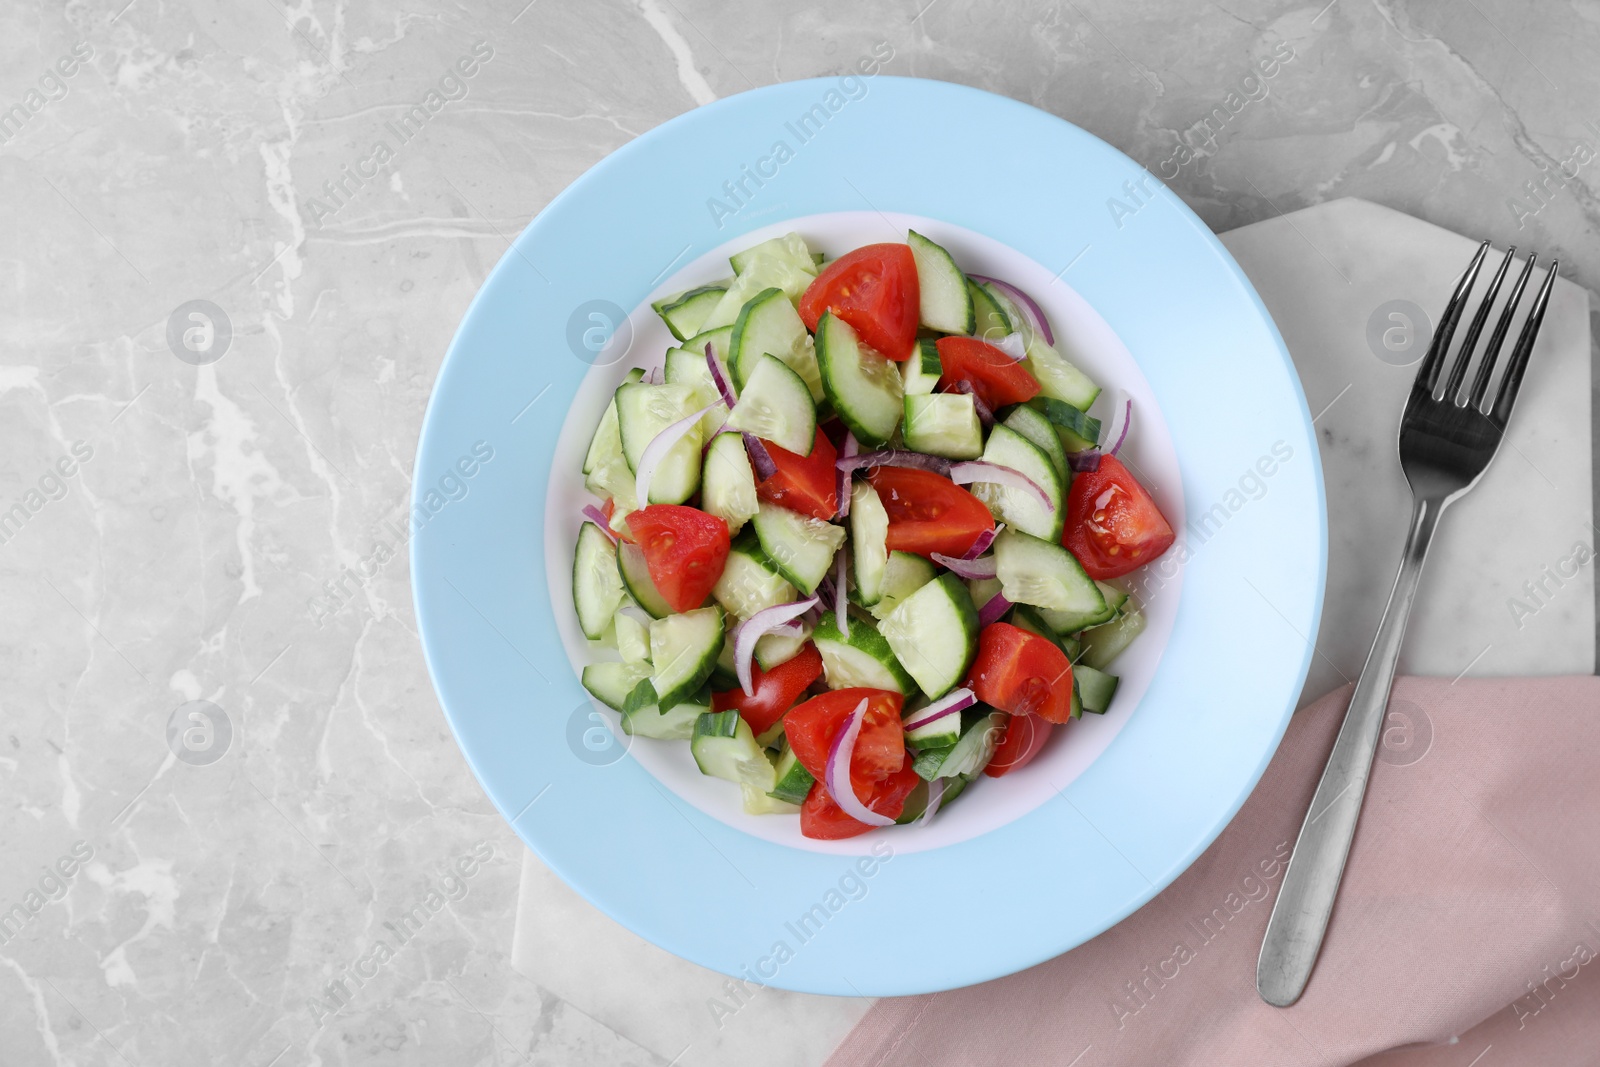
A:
[1466, 253, 1538, 410]
[1416, 241, 1490, 397]
[1489, 261, 1558, 426]
[1442, 247, 1516, 402]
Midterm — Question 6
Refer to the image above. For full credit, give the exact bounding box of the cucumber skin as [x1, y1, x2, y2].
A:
[814, 312, 904, 448]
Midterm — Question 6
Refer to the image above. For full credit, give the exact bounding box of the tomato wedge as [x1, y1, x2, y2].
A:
[800, 765, 922, 840]
[625, 505, 730, 613]
[866, 467, 995, 559]
[756, 427, 837, 521]
[1062, 455, 1176, 579]
[798, 243, 919, 360]
[711, 643, 823, 738]
[783, 688, 905, 793]
[935, 337, 1042, 410]
[983, 711, 1056, 777]
[966, 622, 1075, 724]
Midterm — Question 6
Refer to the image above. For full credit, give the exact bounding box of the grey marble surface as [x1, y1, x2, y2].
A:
[4, 2, 1600, 1066]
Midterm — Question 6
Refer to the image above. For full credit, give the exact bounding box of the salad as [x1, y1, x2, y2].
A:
[572, 229, 1176, 840]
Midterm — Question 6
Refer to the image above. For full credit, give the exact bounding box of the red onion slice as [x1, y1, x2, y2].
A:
[636, 399, 724, 507]
[977, 591, 1012, 627]
[1067, 449, 1102, 473]
[581, 504, 618, 541]
[835, 449, 953, 477]
[969, 275, 1054, 346]
[742, 432, 777, 481]
[920, 777, 947, 825]
[952, 380, 995, 428]
[833, 548, 849, 640]
[824, 698, 895, 828]
[932, 552, 997, 580]
[961, 524, 1002, 559]
[835, 431, 859, 520]
[705, 344, 737, 408]
[949, 461, 1053, 510]
[734, 596, 819, 696]
[1104, 392, 1132, 456]
[902, 687, 976, 731]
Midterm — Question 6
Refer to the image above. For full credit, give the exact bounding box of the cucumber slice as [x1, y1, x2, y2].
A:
[878, 572, 979, 699]
[750, 501, 845, 595]
[573, 523, 626, 640]
[729, 232, 817, 277]
[580, 660, 653, 711]
[622, 685, 709, 740]
[701, 431, 759, 535]
[896, 774, 969, 823]
[812, 611, 915, 694]
[849, 480, 890, 606]
[617, 540, 674, 618]
[711, 530, 798, 620]
[993, 528, 1107, 623]
[682, 324, 734, 366]
[663, 345, 732, 437]
[702, 253, 816, 330]
[722, 354, 817, 456]
[755, 619, 811, 670]
[1074, 663, 1120, 714]
[691, 710, 777, 790]
[613, 607, 651, 663]
[742, 784, 800, 815]
[731, 287, 823, 401]
[616, 382, 704, 505]
[913, 709, 1003, 780]
[965, 576, 1004, 616]
[908, 230, 975, 334]
[815, 312, 904, 447]
[767, 742, 816, 805]
[649, 606, 725, 711]
[1096, 580, 1132, 618]
[901, 337, 942, 396]
[1010, 603, 1077, 658]
[652, 284, 728, 342]
[1035, 397, 1101, 453]
[902, 393, 984, 460]
[967, 424, 1065, 541]
[1024, 337, 1100, 411]
[903, 702, 962, 750]
[969, 278, 1011, 342]
[865, 551, 937, 620]
[1002, 403, 1069, 482]
[1080, 610, 1147, 670]
[581, 369, 643, 477]
[711, 626, 739, 691]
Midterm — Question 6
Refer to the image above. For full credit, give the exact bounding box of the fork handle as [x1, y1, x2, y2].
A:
[1256, 494, 1447, 1007]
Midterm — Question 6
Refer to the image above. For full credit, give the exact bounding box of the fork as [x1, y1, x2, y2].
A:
[1255, 242, 1559, 1008]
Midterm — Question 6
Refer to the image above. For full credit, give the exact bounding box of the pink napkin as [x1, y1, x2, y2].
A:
[826, 676, 1600, 1067]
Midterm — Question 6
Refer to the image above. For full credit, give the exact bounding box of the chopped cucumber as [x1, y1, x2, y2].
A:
[812, 610, 915, 694]
[969, 279, 1011, 342]
[755, 619, 811, 670]
[582, 368, 643, 477]
[750, 501, 846, 595]
[815, 312, 904, 447]
[1074, 663, 1120, 714]
[663, 345, 731, 437]
[901, 337, 942, 396]
[701, 432, 759, 535]
[1035, 397, 1101, 453]
[742, 784, 800, 815]
[712, 530, 798, 620]
[653, 284, 728, 342]
[967, 424, 1065, 541]
[613, 607, 652, 663]
[865, 551, 937, 620]
[580, 660, 652, 711]
[896, 774, 969, 823]
[623, 685, 709, 740]
[691, 710, 777, 790]
[903, 703, 962, 750]
[965, 576, 1004, 616]
[1010, 603, 1077, 658]
[617, 540, 673, 618]
[729, 232, 817, 277]
[573, 522, 625, 640]
[768, 742, 817, 805]
[1024, 336, 1100, 411]
[849, 480, 890, 606]
[649, 605, 724, 710]
[908, 230, 975, 335]
[878, 572, 979, 699]
[1096, 580, 1132, 618]
[903, 392, 984, 460]
[682, 324, 734, 366]
[1002, 403, 1069, 482]
[702, 253, 815, 330]
[711, 625, 739, 690]
[722, 354, 817, 456]
[913, 708, 1003, 780]
[993, 528, 1107, 622]
[616, 382, 704, 505]
[1080, 610, 1147, 671]
[731, 287, 823, 401]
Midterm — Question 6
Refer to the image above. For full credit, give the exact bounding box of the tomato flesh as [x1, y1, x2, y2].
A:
[711, 643, 823, 738]
[783, 688, 905, 795]
[983, 711, 1056, 777]
[756, 427, 838, 521]
[799, 243, 919, 360]
[935, 337, 1042, 410]
[1062, 455, 1176, 579]
[800, 765, 922, 840]
[865, 467, 995, 559]
[625, 505, 730, 613]
[966, 622, 1076, 724]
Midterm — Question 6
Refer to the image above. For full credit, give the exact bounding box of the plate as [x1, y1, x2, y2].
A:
[413, 76, 1326, 996]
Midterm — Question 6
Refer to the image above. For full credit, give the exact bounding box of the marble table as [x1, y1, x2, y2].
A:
[4, 2, 1599, 1066]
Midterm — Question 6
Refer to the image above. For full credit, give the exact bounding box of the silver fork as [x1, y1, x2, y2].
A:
[1256, 242, 1559, 1008]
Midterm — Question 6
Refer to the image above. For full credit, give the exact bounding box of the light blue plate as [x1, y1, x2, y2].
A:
[413, 77, 1326, 996]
